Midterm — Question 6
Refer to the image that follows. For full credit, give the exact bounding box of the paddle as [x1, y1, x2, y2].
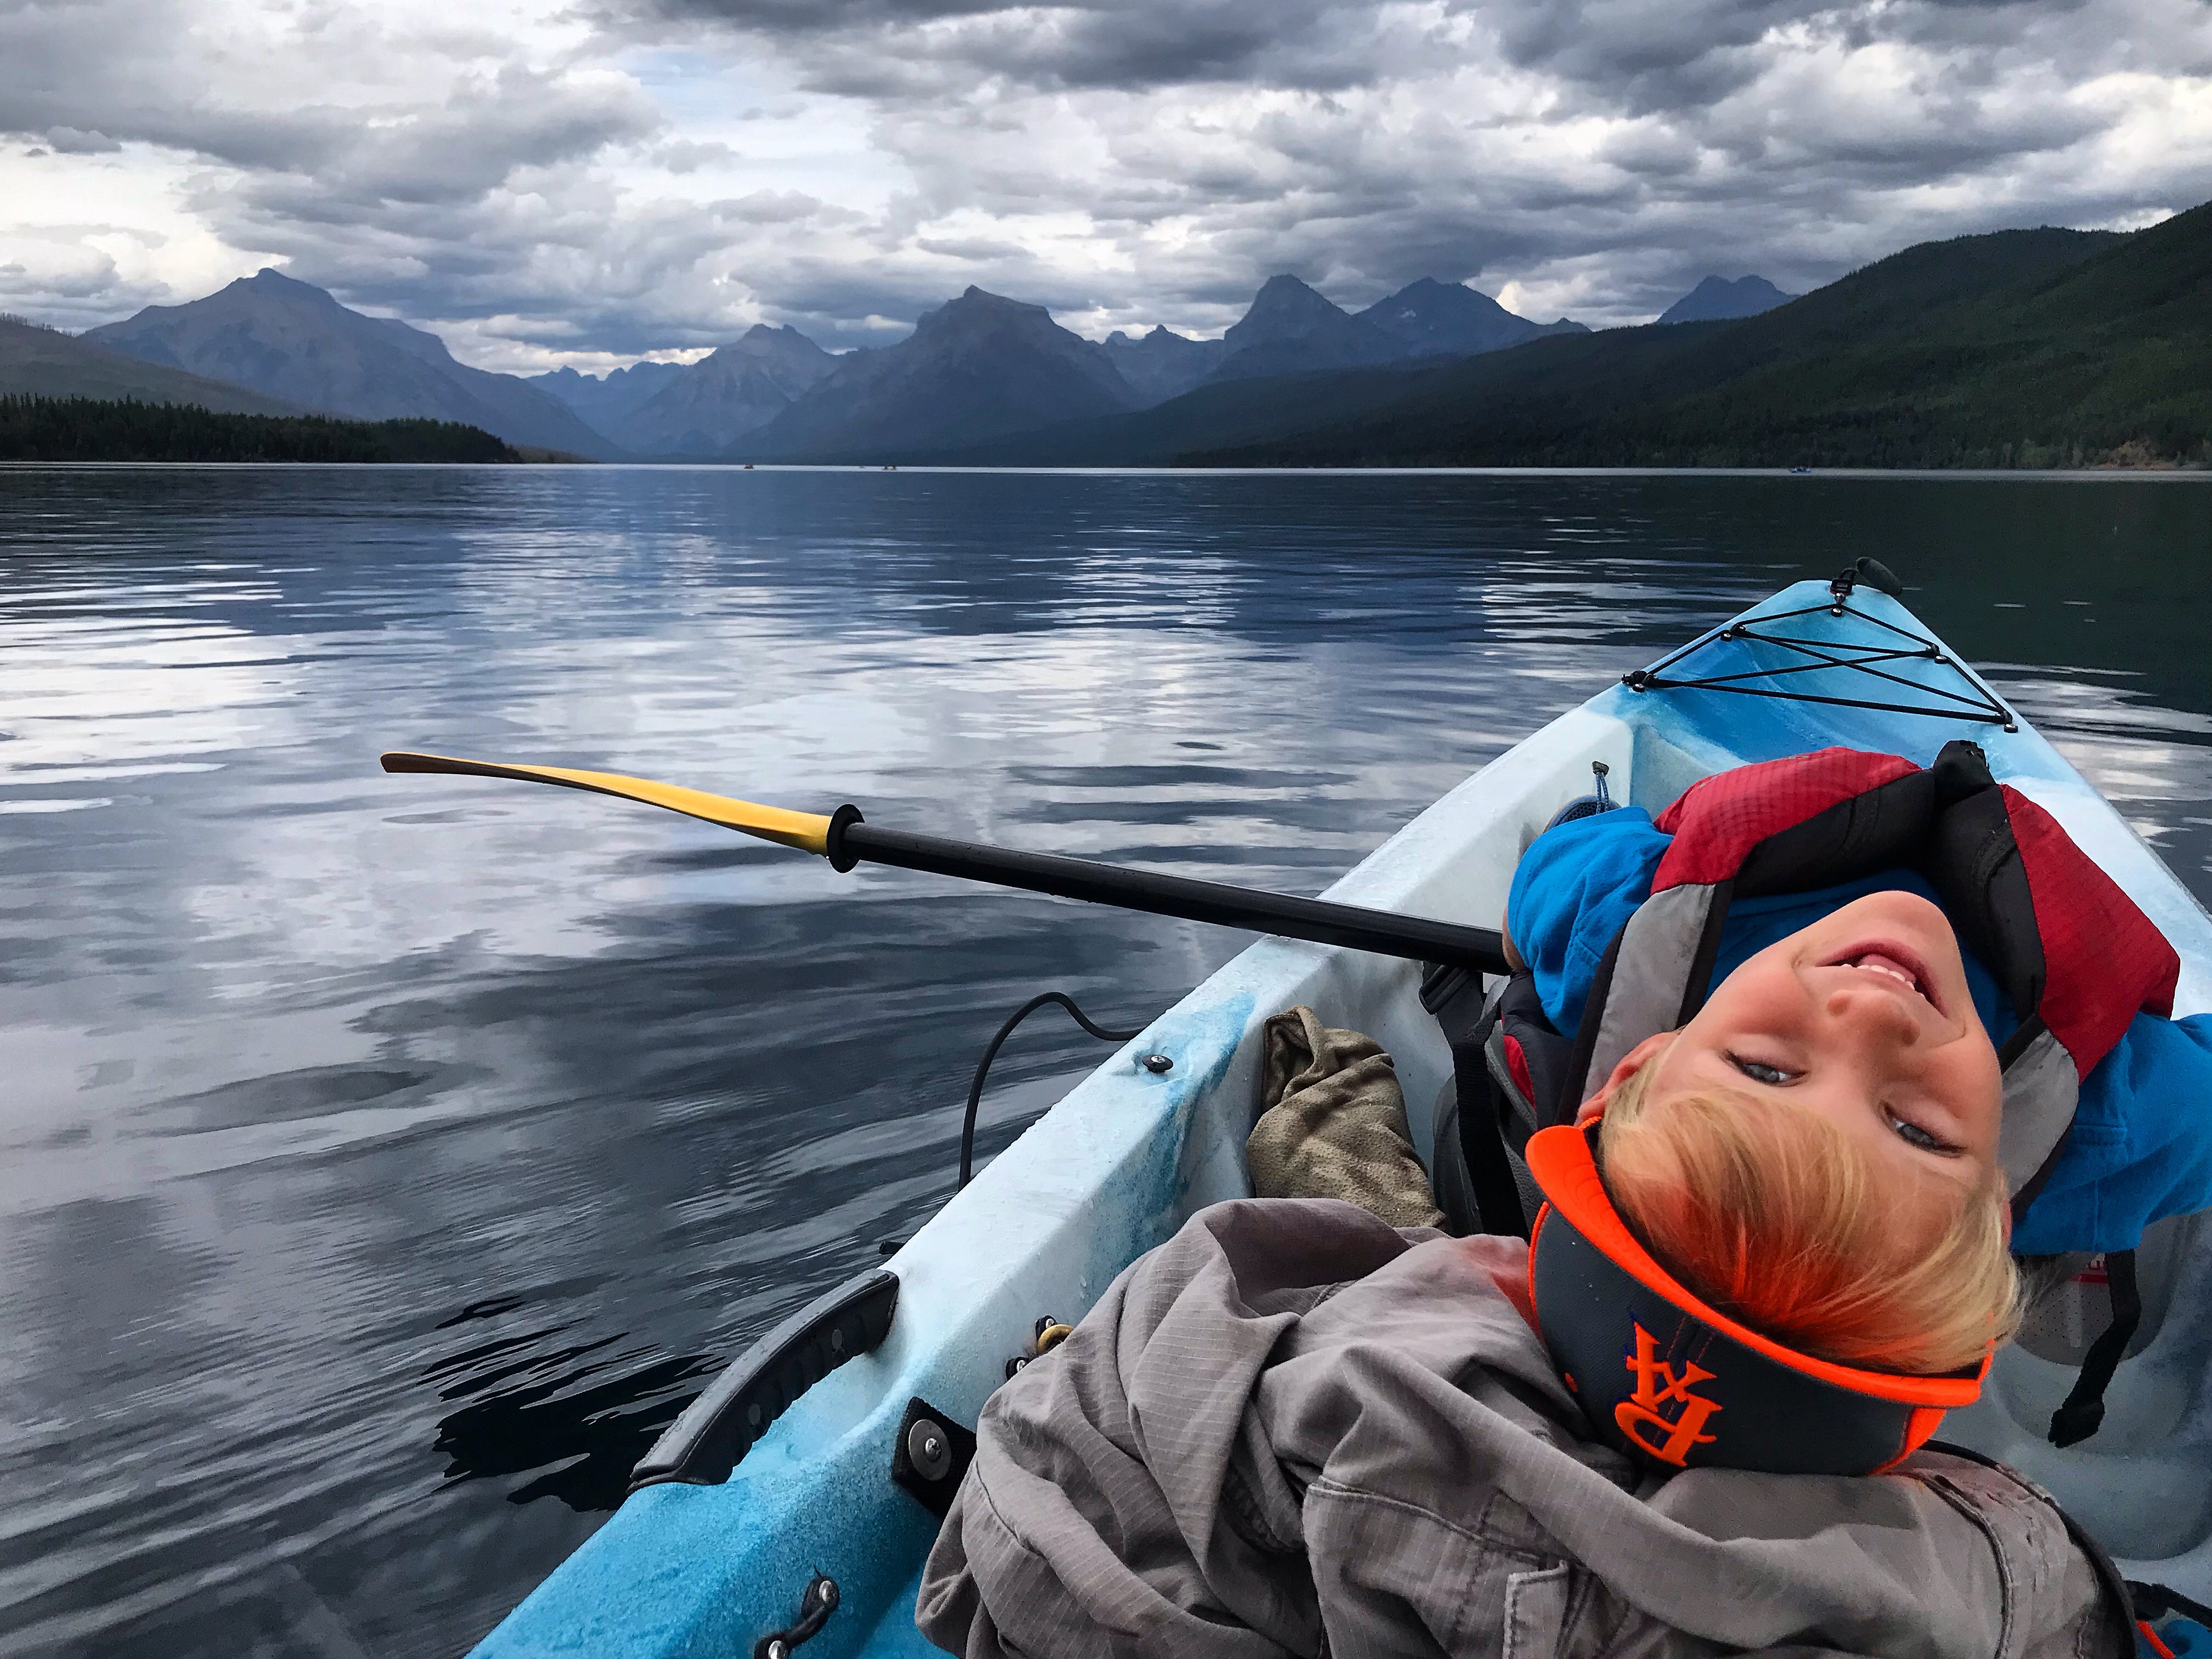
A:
[380, 751, 1508, 974]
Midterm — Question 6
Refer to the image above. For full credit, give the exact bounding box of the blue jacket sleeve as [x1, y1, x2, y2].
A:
[1505, 808, 1670, 1036]
[2012, 1012, 2212, 1256]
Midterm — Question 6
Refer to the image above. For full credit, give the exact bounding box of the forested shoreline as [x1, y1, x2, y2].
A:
[0, 396, 520, 462]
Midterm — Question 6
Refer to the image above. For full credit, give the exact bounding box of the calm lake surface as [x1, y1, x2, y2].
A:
[3, 466, 2208, 1657]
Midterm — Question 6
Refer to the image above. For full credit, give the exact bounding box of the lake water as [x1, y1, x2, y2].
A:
[2, 466, 2208, 1657]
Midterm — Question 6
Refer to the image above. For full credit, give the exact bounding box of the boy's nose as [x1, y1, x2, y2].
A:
[1824, 978, 1923, 1045]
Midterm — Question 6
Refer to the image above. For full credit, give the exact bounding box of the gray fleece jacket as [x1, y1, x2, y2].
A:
[917, 1199, 2125, 1659]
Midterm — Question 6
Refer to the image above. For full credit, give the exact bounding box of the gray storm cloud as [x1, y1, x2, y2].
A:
[632, 0, 1396, 93]
[1, 0, 2207, 364]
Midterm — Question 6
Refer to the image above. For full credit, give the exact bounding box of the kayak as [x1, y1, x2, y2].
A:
[471, 571, 2212, 1657]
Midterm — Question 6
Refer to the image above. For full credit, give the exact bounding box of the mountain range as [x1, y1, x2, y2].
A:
[1197, 273, 1586, 386]
[13, 204, 2202, 470]
[4, 267, 1610, 464]
[527, 360, 687, 433]
[597, 326, 837, 458]
[515, 274, 1588, 459]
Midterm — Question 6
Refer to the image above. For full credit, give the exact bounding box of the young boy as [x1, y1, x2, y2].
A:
[1578, 886, 2019, 1375]
[1509, 780, 2212, 1259]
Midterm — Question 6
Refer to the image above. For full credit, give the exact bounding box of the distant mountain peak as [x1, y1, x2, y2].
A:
[907, 287, 1065, 344]
[84, 273, 618, 456]
[1207, 276, 1400, 385]
[1657, 274, 1796, 325]
[611, 324, 837, 456]
[1099, 323, 1227, 406]
[232, 268, 352, 311]
[529, 356, 696, 440]
[1361, 278, 1510, 331]
[1102, 324, 1207, 351]
[943, 285, 1047, 315]
[706, 324, 832, 362]
[1228, 275, 1351, 342]
[1354, 278, 1578, 359]
[740, 287, 1140, 459]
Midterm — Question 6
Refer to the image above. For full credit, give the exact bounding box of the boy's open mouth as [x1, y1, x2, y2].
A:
[1820, 939, 1944, 1015]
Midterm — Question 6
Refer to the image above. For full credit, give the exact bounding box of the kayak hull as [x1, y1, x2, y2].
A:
[473, 582, 2212, 1657]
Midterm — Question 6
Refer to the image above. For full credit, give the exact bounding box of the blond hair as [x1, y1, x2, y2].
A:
[1598, 1056, 2019, 1375]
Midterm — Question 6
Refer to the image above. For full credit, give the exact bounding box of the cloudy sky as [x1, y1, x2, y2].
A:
[3, 0, 2209, 369]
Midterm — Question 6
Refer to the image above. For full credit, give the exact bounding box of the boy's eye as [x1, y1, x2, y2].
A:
[1886, 1110, 1956, 1155]
[1728, 1052, 1797, 1086]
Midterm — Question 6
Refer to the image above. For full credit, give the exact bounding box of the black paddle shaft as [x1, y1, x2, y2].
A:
[828, 811, 1508, 974]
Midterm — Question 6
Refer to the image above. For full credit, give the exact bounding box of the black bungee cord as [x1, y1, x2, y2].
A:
[959, 992, 1144, 1189]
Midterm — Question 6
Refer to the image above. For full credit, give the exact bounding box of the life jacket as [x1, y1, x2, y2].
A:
[1423, 738, 2181, 1470]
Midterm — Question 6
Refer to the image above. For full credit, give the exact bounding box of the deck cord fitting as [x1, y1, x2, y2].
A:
[754, 1575, 838, 1659]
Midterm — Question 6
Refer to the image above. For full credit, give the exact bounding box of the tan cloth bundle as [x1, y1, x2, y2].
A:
[1246, 1005, 1444, 1230]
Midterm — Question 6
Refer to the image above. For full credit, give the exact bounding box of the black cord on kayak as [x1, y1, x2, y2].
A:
[2130, 1581, 2212, 1628]
[961, 993, 1144, 1189]
[1623, 575, 2016, 732]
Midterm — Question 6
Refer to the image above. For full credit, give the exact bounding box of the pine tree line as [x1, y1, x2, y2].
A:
[0, 397, 520, 463]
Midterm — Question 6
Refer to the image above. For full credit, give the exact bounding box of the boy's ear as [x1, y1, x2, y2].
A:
[1573, 1032, 1675, 1126]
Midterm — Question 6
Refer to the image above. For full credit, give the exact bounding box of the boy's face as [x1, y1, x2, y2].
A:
[1583, 889, 2004, 1233]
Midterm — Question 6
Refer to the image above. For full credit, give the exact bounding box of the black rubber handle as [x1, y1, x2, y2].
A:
[631, 1269, 899, 1490]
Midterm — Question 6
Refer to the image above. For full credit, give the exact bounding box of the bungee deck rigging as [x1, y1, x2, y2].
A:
[1625, 559, 2018, 731]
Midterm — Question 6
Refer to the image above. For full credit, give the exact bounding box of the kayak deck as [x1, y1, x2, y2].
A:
[474, 581, 2212, 1657]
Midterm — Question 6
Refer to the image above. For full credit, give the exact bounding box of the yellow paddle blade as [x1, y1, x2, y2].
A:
[380, 752, 834, 856]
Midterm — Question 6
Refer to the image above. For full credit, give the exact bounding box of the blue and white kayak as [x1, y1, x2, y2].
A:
[473, 574, 2212, 1657]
